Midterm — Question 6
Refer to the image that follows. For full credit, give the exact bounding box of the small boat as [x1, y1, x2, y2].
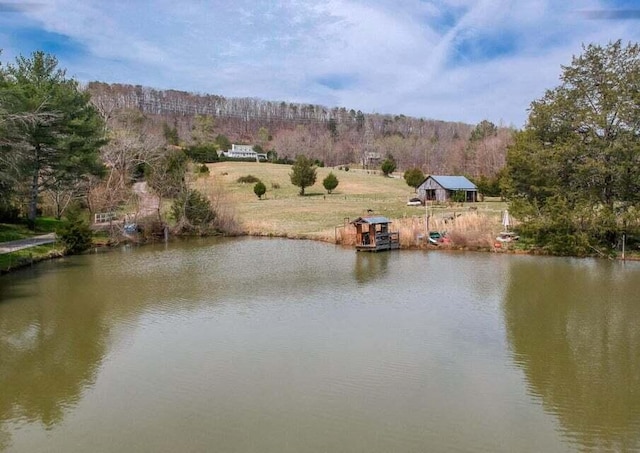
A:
[428, 231, 449, 245]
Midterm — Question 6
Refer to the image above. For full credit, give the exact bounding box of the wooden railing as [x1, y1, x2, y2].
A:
[374, 232, 400, 247]
[94, 212, 116, 224]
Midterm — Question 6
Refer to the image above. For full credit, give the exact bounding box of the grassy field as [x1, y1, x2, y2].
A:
[194, 162, 508, 247]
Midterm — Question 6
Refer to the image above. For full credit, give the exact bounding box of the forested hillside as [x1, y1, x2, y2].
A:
[87, 82, 513, 176]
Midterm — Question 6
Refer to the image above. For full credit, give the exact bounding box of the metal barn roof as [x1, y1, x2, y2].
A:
[429, 175, 477, 190]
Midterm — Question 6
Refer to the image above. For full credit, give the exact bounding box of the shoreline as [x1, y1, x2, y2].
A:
[0, 248, 65, 276]
[239, 230, 640, 261]
[193, 229, 640, 260]
[2, 229, 637, 277]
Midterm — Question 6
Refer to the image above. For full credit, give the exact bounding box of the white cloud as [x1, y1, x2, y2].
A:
[4, 0, 639, 126]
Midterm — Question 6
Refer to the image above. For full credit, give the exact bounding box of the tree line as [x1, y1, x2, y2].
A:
[86, 82, 513, 179]
[504, 40, 640, 255]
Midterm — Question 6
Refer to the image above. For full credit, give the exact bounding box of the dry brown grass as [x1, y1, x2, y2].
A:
[197, 179, 242, 234]
[194, 161, 508, 248]
[337, 213, 498, 249]
[443, 213, 498, 248]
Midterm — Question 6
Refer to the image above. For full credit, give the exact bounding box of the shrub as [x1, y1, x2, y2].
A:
[197, 164, 210, 175]
[133, 162, 149, 181]
[57, 208, 93, 255]
[136, 218, 166, 242]
[171, 189, 216, 233]
[254, 181, 267, 199]
[186, 144, 219, 163]
[237, 175, 261, 184]
[271, 182, 281, 189]
[381, 158, 396, 176]
[322, 172, 339, 194]
[452, 190, 466, 203]
[403, 168, 425, 191]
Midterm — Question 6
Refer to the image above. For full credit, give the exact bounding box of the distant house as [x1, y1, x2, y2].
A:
[417, 175, 478, 203]
[364, 152, 382, 167]
[221, 144, 267, 160]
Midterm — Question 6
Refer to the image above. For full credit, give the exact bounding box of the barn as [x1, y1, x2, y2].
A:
[417, 175, 478, 203]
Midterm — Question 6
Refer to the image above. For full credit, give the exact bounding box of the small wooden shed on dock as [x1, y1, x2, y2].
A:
[351, 216, 400, 252]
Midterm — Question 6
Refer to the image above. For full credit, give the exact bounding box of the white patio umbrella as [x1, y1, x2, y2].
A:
[502, 210, 511, 231]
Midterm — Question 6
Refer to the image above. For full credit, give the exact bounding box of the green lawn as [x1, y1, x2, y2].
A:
[0, 243, 62, 273]
[0, 217, 62, 242]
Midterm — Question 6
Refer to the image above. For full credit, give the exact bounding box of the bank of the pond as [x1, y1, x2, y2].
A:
[2, 221, 636, 276]
[236, 227, 640, 260]
[0, 246, 65, 275]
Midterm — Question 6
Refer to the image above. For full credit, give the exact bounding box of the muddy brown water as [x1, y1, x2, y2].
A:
[1, 238, 639, 452]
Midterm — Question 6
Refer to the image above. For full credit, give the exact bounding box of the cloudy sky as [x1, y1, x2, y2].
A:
[1, 0, 639, 127]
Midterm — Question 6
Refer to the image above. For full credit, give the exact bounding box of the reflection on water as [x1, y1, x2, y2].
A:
[504, 258, 640, 451]
[353, 251, 389, 283]
[0, 262, 110, 450]
[1, 240, 639, 452]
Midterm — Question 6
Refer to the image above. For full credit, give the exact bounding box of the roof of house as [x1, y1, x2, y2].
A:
[426, 175, 477, 190]
[351, 216, 392, 225]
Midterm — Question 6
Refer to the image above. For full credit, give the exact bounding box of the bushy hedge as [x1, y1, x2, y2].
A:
[185, 144, 219, 163]
[237, 175, 261, 184]
[254, 181, 266, 199]
[57, 209, 93, 255]
[171, 189, 217, 234]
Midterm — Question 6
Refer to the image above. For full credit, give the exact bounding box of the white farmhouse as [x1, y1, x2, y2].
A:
[221, 144, 267, 161]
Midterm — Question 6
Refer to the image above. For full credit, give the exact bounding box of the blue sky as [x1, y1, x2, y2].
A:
[1, 0, 638, 127]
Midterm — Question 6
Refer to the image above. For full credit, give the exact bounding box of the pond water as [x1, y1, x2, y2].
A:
[1, 238, 639, 452]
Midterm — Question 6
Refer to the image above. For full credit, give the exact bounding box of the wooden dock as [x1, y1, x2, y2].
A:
[351, 216, 400, 252]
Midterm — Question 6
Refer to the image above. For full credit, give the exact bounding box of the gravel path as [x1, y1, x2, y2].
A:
[132, 181, 160, 218]
[0, 233, 56, 254]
